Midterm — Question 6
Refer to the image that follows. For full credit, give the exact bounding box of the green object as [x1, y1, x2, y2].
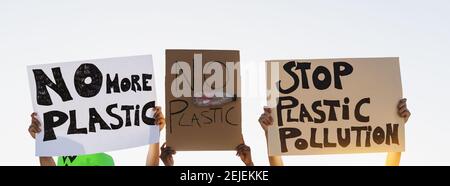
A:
[57, 153, 114, 166]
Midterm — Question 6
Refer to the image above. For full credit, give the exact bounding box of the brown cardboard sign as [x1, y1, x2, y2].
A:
[165, 49, 242, 151]
[266, 58, 405, 156]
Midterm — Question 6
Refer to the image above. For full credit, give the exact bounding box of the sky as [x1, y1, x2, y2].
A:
[0, 0, 449, 165]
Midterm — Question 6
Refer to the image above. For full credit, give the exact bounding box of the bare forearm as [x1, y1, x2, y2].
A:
[385, 152, 401, 166]
[268, 156, 284, 166]
[39, 157, 56, 166]
[265, 132, 284, 166]
[146, 143, 160, 166]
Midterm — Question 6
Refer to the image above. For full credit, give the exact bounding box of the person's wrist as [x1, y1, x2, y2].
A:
[245, 161, 254, 166]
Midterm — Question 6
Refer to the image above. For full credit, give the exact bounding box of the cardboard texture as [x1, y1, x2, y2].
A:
[165, 49, 242, 151]
[266, 58, 405, 156]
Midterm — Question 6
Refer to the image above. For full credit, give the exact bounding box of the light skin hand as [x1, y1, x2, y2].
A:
[146, 106, 165, 166]
[258, 107, 273, 137]
[258, 107, 283, 166]
[154, 106, 165, 131]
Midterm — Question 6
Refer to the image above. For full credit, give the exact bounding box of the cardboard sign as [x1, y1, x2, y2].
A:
[27, 55, 160, 156]
[266, 58, 405, 156]
[165, 49, 242, 151]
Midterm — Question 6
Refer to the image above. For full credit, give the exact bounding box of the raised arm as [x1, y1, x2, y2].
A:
[385, 98, 411, 166]
[29, 112, 56, 166]
[236, 140, 254, 166]
[258, 107, 284, 166]
[146, 106, 165, 166]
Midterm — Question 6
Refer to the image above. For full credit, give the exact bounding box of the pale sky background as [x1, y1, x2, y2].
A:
[0, 0, 449, 165]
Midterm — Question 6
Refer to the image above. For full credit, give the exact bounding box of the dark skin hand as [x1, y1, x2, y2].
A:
[236, 143, 253, 166]
[160, 143, 176, 166]
[28, 113, 41, 139]
[386, 98, 411, 166]
[398, 98, 410, 122]
[28, 112, 55, 166]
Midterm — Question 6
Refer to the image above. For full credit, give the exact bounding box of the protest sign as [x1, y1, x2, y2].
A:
[27, 55, 159, 156]
[165, 49, 242, 150]
[266, 58, 405, 155]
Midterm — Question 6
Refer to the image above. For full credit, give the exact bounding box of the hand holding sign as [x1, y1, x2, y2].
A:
[235, 143, 253, 166]
[154, 106, 166, 131]
[398, 98, 411, 122]
[258, 107, 274, 136]
[160, 143, 176, 166]
[28, 113, 41, 139]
